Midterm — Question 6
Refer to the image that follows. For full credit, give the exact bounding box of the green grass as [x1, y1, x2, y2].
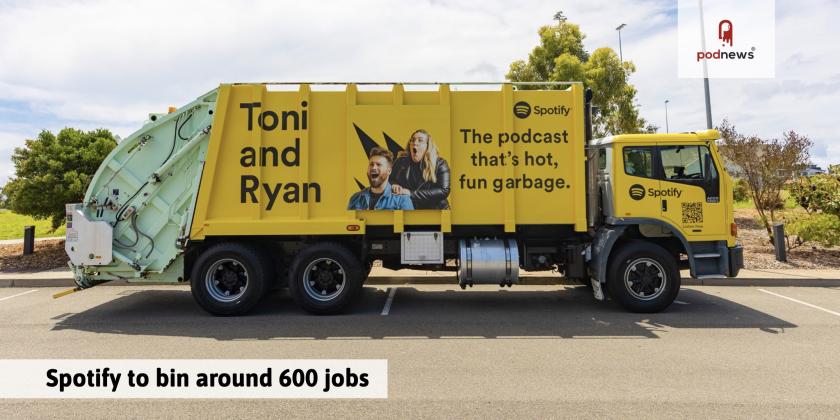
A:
[734, 189, 799, 211]
[734, 199, 754, 209]
[0, 210, 65, 240]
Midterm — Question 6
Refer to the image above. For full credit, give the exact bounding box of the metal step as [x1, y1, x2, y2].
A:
[694, 253, 721, 259]
[691, 242, 727, 278]
[696, 274, 726, 279]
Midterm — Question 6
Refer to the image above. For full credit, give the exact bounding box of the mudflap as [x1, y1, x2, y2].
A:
[590, 278, 605, 301]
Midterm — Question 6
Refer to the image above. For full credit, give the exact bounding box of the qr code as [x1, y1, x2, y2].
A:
[682, 202, 703, 224]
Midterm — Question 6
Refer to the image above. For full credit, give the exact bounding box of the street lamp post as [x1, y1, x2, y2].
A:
[616, 23, 626, 62]
[698, 0, 713, 129]
[664, 100, 670, 132]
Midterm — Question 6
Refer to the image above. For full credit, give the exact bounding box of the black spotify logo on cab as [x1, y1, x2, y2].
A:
[513, 101, 531, 119]
[629, 184, 646, 200]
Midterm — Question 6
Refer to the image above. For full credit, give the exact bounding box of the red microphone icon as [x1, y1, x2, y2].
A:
[719, 20, 733, 47]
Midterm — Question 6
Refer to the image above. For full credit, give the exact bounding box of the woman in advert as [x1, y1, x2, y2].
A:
[389, 129, 451, 210]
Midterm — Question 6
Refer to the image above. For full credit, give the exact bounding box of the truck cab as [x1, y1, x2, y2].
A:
[587, 129, 743, 306]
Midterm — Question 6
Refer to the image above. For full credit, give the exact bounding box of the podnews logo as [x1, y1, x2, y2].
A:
[678, 0, 774, 78]
[696, 19, 756, 62]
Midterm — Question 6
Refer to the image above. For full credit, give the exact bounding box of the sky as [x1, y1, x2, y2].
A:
[1, 0, 838, 185]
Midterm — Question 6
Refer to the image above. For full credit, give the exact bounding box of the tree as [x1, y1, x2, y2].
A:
[506, 16, 656, 137]
[717, 119, 812, 241]
[2, 128, 116, 229]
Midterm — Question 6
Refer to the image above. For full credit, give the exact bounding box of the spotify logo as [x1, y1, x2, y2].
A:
[513, 101, 531, 119]
[629, 184, 646, 200]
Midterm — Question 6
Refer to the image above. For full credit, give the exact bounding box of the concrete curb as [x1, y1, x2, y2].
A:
[0, 278, 154, 288]
[3, 276, 840, 288]
[368, 277, 840, 287]
[0, 236, 65, 246]
[683, 278, 840, 287]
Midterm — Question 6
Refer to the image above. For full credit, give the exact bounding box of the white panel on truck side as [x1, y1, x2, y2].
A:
[401, 232, 444, 264]
[65, 203, 113, 266]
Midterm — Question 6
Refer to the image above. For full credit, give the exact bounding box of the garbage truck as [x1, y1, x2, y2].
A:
[64, 82, 742, 315]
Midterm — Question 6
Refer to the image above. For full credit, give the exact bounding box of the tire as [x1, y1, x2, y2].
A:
[190, 242, 273, 316]
[289, 242, 364, 315]
[365, 260, 374, 278]
[606, 240, 680, 313]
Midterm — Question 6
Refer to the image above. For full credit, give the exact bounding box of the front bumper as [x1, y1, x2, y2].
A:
[727, 245, 744, 277]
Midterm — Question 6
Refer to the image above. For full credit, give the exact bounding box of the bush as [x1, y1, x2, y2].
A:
[733, 178, 749, 202]
[753, 192, 784, 210]
[735, 180, 783, 209]
[789, 173, 840, 216]
[787, 213, 840, 248]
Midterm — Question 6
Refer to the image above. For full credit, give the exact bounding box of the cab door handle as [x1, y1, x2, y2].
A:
[661, 199, 668, 211]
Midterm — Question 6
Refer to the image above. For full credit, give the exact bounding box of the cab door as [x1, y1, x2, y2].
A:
[613, 145, 661, 220]
[657, 143, 726, 238]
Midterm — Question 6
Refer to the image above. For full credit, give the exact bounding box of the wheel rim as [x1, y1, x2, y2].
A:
[205, 258, 249, 302]
[623, 257, 667, 301]
[303, 258, 346, 302]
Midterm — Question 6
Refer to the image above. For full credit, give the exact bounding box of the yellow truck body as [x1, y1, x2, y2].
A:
[190, 83, 586, 239]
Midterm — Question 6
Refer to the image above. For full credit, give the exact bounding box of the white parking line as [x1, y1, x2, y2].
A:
[380, 287, 397, 316]
[674, 300, 689, 305]
[758, 288, 840, 318]
[0, 289, 38, 302]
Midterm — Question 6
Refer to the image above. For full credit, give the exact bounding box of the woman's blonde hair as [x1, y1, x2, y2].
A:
[400, 129, 438, 183]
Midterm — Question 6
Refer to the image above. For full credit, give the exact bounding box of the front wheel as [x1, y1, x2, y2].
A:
[289, 242, 364, 314]
[607, 240, 680, 313]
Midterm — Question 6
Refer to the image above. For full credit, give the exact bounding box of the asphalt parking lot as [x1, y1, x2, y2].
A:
[2, 283, 840, 418]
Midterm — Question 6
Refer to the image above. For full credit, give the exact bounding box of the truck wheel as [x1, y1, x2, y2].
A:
[190, 242, 273, 316]
[606, 240, 680, 313]
[365, 260, 374, 278]
[289, 242, 363, 315]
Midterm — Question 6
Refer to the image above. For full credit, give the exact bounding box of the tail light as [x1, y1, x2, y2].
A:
[730, 222, 738, 237]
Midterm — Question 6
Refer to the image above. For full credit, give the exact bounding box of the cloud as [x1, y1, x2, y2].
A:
[466, 62, 499, 77]
[0, 0, 838, 186]
[0, 130, 30, 183]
